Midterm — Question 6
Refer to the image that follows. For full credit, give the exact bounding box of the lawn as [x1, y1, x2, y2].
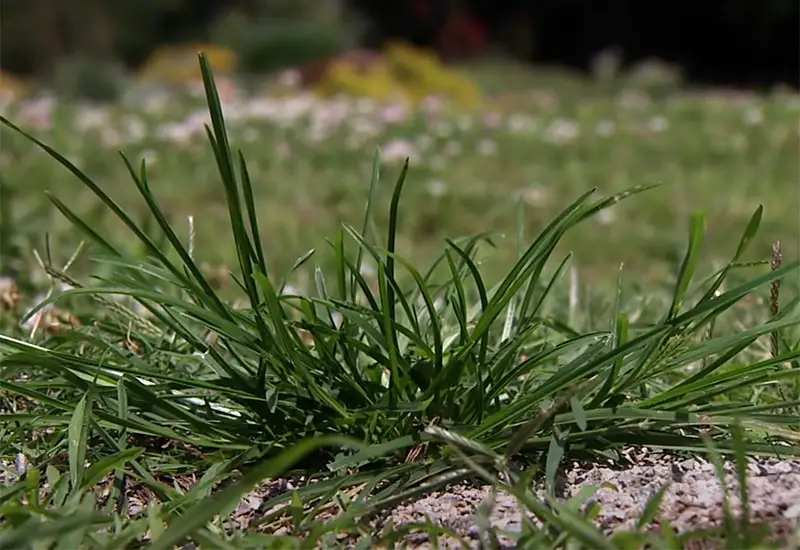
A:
[0, 55, 799, 548]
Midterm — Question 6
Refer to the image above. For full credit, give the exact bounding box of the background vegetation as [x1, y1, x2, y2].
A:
[1, 0, 798, 88]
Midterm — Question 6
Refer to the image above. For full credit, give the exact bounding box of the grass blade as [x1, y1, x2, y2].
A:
[68, 393, 92, 492]
[667, 212, 705, 320]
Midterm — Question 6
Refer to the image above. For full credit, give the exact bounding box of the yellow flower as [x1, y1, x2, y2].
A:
[0, 71, 28, 101]
[314, 42, 483, 108]
[137, 43, 238, 85]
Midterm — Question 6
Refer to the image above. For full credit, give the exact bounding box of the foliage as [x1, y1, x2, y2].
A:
[137, 43, 238, 86]
[625, 58, 686, 99]
[317, 42, 483, 108]
[52, 57, 127, 102]
[0, 72, 28, 102]
[213, 12, 347, 76]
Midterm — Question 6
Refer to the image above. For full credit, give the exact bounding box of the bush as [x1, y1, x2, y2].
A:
[625, 58, 685, 98]
[136, 43, 238, 86]
[52, 56, 126, 102]
[213, 12, 347, 75]
[315, 42, 483, 109]
[0, 71, 28, 102]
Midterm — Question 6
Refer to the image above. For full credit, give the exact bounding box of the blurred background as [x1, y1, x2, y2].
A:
[1, 0, 798, 306]
[1, 0, 798, 101]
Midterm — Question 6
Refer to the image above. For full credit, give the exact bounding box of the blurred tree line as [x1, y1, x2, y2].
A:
[1, 0, 346, 75]
[1, 0, 798, 88]
[352, 0, 799, 88]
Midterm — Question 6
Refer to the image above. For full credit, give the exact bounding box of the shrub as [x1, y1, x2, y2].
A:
[625, 58, 685, 98]
[52, 56, 126, 102]
[213, 12, 347, 75]
[318, 58, 398, 102]
[315, 42, 483, 109]
[0, 71, 28, 102]
[136, 43, 238, 86]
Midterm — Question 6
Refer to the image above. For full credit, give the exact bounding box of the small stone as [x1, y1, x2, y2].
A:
[784, 503, 800, 519]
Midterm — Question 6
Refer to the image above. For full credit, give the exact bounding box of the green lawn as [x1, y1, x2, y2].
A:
[0, 57, 799, 548]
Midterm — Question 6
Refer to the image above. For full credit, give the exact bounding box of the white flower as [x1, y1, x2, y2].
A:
[444, 141, 462, 156]
[156, 111, 209, 144]
[730, 133, 748, 152]
[100, 128, 122, 147]
[351, 117, 381, 137]
[617, 89, 651, 110]
[75, 107, 110, 131]
[242, 127, 259, 142]
[597, 208, 616, 225]
[514, 183, 549, 206]
[379, 104, 408, 124]
[477, 139, 497, 155]
[140, 149, 159, 165]
[281, 284, 301, 296]
[426, 179, 448, 198]
[278, 69, 301, 88]
[421, 96, 444, 115]
[483, 112, 502, 129]
[595, 119, 615, 136]
[355, 98, 378, 114]
[508, 113, 536, 133]
[429, 155, 447, 170]
[415, 134, 434, 151]
[360, 262, 376, 278]
[121, 115, 146, 142]
[435, 122, 453, 137]
[141, 92, 170, 114]
[648, 115, 669, 133]
[744, 107, 763, 126]
[381, 139, 419, 164]
[456, 114, 473, 131]
[543, 118, 580, 144]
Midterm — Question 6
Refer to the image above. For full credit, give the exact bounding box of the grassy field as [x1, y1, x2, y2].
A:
[0, 55, 799, 548]
[2, 60, 798, 288]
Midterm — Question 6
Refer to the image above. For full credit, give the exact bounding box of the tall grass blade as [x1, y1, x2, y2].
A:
[352, 149, 382, 299]
[238, 151, 267, 274]
[197, 53, 264, 327]
[698, 205, 762, 304]
[668, 212, 705, 319]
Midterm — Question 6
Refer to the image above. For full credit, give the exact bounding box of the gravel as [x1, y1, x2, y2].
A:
[3, 448, 799, 548]
[374, 450, 800, 548]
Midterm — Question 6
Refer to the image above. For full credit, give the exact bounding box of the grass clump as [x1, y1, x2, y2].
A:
[0, 54, 798, 548]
